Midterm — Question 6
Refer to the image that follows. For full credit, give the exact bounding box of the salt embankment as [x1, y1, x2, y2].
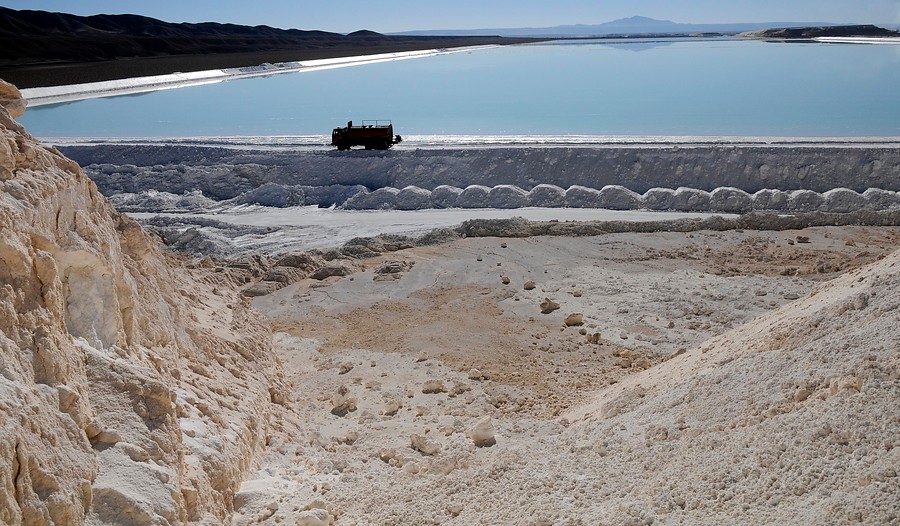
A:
[19, 48, 491, 107]
[58, 140, 900, 213]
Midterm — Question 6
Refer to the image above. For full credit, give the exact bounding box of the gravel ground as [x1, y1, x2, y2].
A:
[235, 226, 900, 525]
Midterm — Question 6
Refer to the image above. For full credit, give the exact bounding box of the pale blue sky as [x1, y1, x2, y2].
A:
[2, 0, 898, 33]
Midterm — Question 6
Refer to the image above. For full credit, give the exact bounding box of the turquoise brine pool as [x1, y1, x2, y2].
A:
[17, 38, 900, 137]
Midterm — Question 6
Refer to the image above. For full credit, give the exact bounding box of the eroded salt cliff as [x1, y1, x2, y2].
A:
[0, 79, 286, 524]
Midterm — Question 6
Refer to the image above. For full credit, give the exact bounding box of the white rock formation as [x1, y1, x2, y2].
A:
[0, 79, 285, 525]
[468, 417, 497, 447]
[295, 509, 331, 526]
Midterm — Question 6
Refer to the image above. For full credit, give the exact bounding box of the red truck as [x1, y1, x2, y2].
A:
[331, 120, 402, 150]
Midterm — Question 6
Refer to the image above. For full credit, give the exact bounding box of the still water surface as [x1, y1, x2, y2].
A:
[19, 38, 900, 137]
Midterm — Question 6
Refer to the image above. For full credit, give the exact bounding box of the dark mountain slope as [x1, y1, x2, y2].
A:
[0, 8, 538, 88]
[742, 24, 899, 39]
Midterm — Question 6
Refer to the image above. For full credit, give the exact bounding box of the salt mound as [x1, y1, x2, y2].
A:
[565, 247, 900, 523]
[431, 185, 462, 208]
[488, 184, 528, 209]
[598, 184, 641, 210]
[672, 187, 711, 211]
[709, 186, 752, 213]
[789, 189, 825, 212]
[526, 184, 566, 207]
[642, 187, 675, 210]
[752, 188, 790, 211]
[457, 184, 492, 208]
[565, 185, 603, 208]
[396, 185, 432, 210]
[300, 184, 369, 208]
[230, 182, 305, 207]
[109, 189, 218, 212]
[343, 187, 399, 210]
[823, 187, 866, 213]
[863, 188, 900, 209]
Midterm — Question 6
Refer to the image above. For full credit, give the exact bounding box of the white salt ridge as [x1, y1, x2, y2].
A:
[20, 46, 498, 107]
[814, 36, 900, 44]
[130, 206, 729, 254]
[44, 135, 900, 149]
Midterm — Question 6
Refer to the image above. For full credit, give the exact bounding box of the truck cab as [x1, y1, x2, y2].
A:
[331, 120, 402, 150]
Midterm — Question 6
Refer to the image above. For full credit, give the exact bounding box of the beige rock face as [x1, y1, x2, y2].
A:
[0, 79, 26, 119]
[0, 85, 285, 523]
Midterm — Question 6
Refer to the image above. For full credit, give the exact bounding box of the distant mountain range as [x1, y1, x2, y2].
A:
[743, 25, 899, 39]
[0, 7, 520, 65]
[0, 7, 535, 87]
[3, 7, 896, 89]
[392, 15, 850, 37]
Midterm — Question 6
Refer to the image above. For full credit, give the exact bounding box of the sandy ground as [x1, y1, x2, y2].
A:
[233, 225, 900, 525]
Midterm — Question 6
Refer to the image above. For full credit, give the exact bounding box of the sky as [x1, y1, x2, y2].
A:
[2, 0, 899, 33]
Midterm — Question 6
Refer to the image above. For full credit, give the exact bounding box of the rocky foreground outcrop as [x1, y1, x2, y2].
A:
[0, 78, 286, 524]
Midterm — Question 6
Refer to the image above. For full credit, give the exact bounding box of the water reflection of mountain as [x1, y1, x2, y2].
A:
[542, 37, 734, 52]
[600, 40, 677, 52]
[545, 40, 676, 52]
